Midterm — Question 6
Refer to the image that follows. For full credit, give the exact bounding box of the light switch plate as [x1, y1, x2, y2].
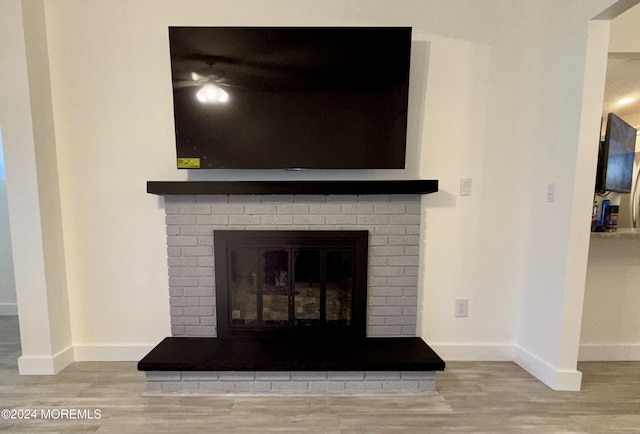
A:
[460, 179, 472, 196]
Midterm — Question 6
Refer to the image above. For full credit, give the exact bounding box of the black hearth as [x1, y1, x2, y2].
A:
[214, 230, 368, 338]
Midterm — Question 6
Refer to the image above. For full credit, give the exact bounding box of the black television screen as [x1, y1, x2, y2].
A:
[596, 113, 637, 194]
[168, 27, 412, 169]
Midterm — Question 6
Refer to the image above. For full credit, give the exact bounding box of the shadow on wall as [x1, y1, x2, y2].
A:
[0, 128, 18, 316]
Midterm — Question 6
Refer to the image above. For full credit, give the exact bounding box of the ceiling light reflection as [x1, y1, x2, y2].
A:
[196, 84, 229, 104]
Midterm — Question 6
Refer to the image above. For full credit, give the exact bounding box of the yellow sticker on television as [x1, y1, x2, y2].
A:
[177, 158, 200, 169]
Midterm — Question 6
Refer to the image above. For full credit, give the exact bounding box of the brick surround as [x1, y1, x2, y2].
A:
[164, 194, 422, 337]
[145, 370, 436, 395]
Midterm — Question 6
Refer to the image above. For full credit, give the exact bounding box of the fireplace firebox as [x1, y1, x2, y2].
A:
[214, 230, 368, 338]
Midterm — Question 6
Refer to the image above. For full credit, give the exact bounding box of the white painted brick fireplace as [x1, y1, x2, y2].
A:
[164, 193, 422, 338]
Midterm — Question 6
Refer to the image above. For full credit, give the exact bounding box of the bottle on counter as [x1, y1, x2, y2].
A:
[605, 205, 619, 231]
[598, 199, 611, 229]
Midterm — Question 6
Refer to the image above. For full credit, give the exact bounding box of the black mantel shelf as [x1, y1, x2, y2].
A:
[147, 180, 438, 196]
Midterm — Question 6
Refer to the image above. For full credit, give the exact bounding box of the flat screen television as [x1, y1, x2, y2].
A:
[168, 27, 412, 169]
[596, 113, 638, 194]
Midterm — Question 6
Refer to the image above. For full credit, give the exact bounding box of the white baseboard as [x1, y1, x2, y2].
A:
[579, 343, 640, 361]
[18, 345, 74, 375]
[513, 345, 582, 391]
[73, 344, 154, 361]
[429, 343, 515, 361]
[0, 303, 18, 316]
[17, 344, 154, 374]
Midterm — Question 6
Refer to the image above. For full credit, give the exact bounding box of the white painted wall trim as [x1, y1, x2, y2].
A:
[73, 345, 155, 362]
[514, 345, 583, 391]
[430, 343, 515, 361]
[16, 344, 154, 374]
[579, 344, 640, 361]
[0, 303, 18, 316]
[17, 345, 74, 375]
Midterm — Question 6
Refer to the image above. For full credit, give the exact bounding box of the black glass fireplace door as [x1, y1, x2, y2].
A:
[215, 231, 367, 338]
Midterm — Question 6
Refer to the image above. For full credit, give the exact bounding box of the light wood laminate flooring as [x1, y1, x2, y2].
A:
[1, 316, 639, 433]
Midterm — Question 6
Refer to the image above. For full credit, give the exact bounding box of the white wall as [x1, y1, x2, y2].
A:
[21, 0, 73, 366]
[419, 37, 521, 361]
[2, 0, 623, 387]
[0, 0, 73, 374]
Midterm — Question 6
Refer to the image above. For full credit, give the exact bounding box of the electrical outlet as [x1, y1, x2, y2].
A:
[454, 299, 469, 317]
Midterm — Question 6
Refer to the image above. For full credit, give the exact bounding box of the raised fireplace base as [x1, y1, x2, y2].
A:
[144, 369, 437, 395]
[138, 336, 445, 395]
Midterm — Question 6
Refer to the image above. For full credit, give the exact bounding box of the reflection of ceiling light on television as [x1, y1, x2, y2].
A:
[196, 84, 229, 104]
[618, 97, 635, 105]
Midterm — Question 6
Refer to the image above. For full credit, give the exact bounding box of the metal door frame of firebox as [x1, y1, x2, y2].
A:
[214, 230, 368, 338]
